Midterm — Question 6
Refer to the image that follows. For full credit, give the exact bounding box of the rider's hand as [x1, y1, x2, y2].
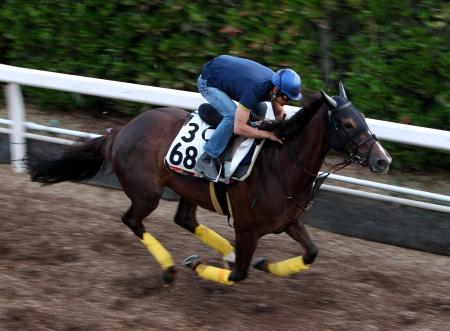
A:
[265, 131, 283, 144]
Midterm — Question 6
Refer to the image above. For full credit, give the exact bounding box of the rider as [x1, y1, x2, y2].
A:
[195, 54, 302, 181]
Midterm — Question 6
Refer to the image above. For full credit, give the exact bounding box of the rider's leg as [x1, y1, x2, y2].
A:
[197, 76, 236, 159]
[195, 76, 237, 180]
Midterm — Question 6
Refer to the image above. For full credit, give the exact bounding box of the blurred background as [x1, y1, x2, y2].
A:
[0, 2, 449, 330]
[0, 0, 448, 170]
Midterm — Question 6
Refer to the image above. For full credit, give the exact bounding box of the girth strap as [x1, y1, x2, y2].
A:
[209, 182, 233, 225]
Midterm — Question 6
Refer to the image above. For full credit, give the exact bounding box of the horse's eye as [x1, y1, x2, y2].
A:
[344, 122, 354, 129]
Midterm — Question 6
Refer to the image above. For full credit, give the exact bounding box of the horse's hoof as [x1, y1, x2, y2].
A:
[163, 266, 177, 285]
[183, 255, 201, 270]
[253, 257, 269, 272]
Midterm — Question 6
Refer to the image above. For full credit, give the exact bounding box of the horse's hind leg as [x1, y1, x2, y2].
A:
[253, 217, 318, 277]
[122, 196, 176, 284]
[174, 198, 235, 266]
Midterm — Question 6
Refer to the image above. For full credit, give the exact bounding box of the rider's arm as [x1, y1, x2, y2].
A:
[271, 99, 286, 120]
[234, 104, 283, 143]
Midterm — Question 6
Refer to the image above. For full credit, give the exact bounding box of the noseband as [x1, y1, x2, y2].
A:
[329, 102, 378, 166]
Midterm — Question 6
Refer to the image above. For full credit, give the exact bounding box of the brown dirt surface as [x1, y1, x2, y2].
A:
[1, 166, 450, 331]
[1, 106, 449, 330]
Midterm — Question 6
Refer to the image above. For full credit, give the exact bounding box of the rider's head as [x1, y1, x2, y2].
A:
[271, 69, 302, 102]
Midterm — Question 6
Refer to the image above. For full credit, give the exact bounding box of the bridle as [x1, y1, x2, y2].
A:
[261, 99, 378, 215]
[328, 101, 378, 166]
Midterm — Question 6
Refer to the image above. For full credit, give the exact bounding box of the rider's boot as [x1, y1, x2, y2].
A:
[195, 152, 219, 181]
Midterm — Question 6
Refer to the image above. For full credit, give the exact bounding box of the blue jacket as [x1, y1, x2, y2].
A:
[201, 55, 273, 110]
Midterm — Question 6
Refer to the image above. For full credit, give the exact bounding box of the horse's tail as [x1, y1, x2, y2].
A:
[26, 128, 120, 185]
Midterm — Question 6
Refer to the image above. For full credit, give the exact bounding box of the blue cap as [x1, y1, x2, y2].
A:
[271, 69, 302, 100]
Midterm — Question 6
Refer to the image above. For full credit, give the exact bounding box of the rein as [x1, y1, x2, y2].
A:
[259, 102, 373, 215]
[267, 141, 350, 215]
[273, 146, 314, 212]
[253, 99, 376, 219]
[281, 141, 354, 207]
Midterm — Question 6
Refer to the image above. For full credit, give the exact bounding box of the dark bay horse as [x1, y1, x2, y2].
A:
[27, 82, 391, 285]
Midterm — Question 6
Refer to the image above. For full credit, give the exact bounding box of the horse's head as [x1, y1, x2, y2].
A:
[320, 82, 392, 174]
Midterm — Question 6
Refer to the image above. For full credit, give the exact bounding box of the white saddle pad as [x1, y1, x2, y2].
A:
[165, 113, 265, 183]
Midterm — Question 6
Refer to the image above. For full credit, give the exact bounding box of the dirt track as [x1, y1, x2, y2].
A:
[0, 165, 449, 331]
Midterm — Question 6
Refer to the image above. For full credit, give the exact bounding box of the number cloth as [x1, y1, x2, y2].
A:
[164, 113, 265, 184]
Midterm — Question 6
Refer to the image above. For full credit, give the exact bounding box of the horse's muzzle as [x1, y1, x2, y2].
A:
[369, 142, 392, 174]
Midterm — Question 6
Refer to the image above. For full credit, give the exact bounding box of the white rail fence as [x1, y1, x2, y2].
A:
[1, 64, 449, 213]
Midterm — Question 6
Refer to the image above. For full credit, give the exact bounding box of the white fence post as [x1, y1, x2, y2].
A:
[5, 83, 26, 172]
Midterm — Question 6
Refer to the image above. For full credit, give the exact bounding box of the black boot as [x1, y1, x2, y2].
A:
[195, 152, 219, 181]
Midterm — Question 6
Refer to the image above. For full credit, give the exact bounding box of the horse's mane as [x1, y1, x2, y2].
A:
[259, 92, 324, 139]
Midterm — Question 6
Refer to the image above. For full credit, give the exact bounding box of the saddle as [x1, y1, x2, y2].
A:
[198, 103, 267, 127]
[198, 103, 223, 127]
[164, 104, 266, 184]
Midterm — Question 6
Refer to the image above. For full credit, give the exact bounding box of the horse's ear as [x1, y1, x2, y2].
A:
[320, 90, 337, 109]
[339, 80, 347, 99]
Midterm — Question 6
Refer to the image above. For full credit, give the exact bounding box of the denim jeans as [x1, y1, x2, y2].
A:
[197, 75, 266, 159]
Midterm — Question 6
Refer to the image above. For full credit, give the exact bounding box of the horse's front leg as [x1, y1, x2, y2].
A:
[285, 218, 318, 265]
[253, 217, 318, 277]
[184, 228, 259, 285]
[229, 228, 259, 282]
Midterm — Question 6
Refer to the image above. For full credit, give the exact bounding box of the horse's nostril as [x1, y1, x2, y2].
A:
[374, 158, 391, 173]
[377, 159, 387, 167]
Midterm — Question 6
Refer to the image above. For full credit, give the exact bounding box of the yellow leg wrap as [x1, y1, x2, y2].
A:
[195, 264, 234, 285]
[141, 232, 174, 270]
[195, 224, 234, 256]
[267, 256, 310, 277]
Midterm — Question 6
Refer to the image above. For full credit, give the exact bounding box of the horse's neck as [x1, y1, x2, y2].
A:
[283, 106, 329, 192]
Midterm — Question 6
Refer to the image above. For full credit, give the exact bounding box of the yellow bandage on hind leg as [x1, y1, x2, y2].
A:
[141, 232, 174, 270]
[195, 264, 234, 285]
[195, 225, 234, 257]
[267, 256, 310, 277]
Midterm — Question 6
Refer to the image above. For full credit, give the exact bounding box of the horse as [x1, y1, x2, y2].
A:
[26, 81, 391, 286]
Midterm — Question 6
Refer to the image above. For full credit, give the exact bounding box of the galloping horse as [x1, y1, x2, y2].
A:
[27, 82, 391, 285]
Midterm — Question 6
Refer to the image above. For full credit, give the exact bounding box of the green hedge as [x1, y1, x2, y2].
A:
[0, 0, 448, 170]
